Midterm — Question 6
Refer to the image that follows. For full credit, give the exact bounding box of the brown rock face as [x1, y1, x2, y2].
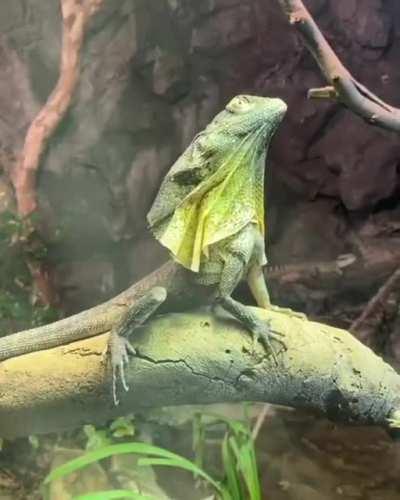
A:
[0, 0, 399, 315]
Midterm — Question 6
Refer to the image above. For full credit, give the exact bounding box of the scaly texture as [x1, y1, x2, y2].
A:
[148, 95, 286, 271]
[109, 95, 289, 403]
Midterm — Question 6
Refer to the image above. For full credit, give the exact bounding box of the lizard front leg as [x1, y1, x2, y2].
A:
[247, 264, 306, 320]
[109, 286, 167, 405]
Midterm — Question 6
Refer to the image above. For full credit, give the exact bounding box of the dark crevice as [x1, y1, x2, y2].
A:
[133, 350, 230, 386]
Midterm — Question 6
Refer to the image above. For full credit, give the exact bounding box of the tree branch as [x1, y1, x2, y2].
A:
[350, 266, 400, 333]
[1, 307, 400, 438]
[276, 0, 400, 132]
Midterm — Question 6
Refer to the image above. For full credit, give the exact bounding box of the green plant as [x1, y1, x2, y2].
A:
[44, 412, 262, 500]
[0, 211, 59, 331]
[44, 442, 222, 499]
[194, 411, 262, 500]
[83, 417, 136, 450]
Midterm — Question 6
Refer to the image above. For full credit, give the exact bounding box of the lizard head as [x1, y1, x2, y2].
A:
[210, 94, 287, 144]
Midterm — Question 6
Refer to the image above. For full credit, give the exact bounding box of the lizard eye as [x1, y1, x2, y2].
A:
[226, 95, 252, 114]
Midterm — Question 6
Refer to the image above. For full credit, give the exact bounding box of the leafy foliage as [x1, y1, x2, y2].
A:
[194, 411, 262, 500]
[0, 211, 59, 331]
[44, 411, 262, 500]
[83, 418, 136, 450]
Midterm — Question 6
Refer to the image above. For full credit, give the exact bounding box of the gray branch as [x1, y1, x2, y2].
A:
[1, 307, 400, 438]
[277, 0, 400, 132]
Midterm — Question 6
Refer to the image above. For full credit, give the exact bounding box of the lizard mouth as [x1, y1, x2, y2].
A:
[269, 98, 288, 122]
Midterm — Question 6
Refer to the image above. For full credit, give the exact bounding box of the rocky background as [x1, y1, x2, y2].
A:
[0, 0, 399, 337]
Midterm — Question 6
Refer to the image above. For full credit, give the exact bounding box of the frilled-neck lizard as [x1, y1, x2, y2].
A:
[0, 95, 297, 404]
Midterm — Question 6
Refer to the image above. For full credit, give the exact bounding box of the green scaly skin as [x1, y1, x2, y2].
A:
[0, 95, 294, 405]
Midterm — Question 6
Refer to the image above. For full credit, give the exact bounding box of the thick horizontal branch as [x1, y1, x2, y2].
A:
[276, 0, 400, 132]
[1, 307, 400, 438]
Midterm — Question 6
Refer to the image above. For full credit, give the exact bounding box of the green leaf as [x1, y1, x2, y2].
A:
[44, 442, 221, 493]
[83, 425, 113, 450]
[45, 443, 172, 483]
[221, 434, 241, 500]
[228, 437, 261, 500]
[201, 413, 248, 437]
[110, 417, 135, 438]
[191, 410, 262, 499]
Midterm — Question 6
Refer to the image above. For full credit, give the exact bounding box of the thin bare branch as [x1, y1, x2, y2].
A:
[276, 0, 400, 132]
[251, 404, 272, 440]
[350, 267, 400, 333]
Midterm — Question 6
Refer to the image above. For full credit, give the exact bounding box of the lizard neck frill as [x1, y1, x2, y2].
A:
[151, 123, 269, 272]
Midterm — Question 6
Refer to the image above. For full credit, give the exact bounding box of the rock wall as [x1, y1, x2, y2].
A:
[0, 0, 399, 312]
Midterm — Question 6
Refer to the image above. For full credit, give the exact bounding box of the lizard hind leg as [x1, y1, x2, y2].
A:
[109, 286, 167, 405]
[216, 255, 286, 362]
[218, 294, 286, 363]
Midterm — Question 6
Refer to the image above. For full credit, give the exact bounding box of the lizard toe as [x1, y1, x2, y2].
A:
[252, 319, 286, 364]
[110, 332, 136, 405]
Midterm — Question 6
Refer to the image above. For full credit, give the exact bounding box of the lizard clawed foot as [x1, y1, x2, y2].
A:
[108, 287, 167, 406]
[251, 319, 286, 364]
[109, 331, 136, 406]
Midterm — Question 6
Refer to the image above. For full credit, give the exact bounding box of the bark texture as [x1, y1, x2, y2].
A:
[1, 307, 399, 438]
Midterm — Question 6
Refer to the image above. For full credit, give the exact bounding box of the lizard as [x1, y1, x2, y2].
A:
[0, 94, 297, 405]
